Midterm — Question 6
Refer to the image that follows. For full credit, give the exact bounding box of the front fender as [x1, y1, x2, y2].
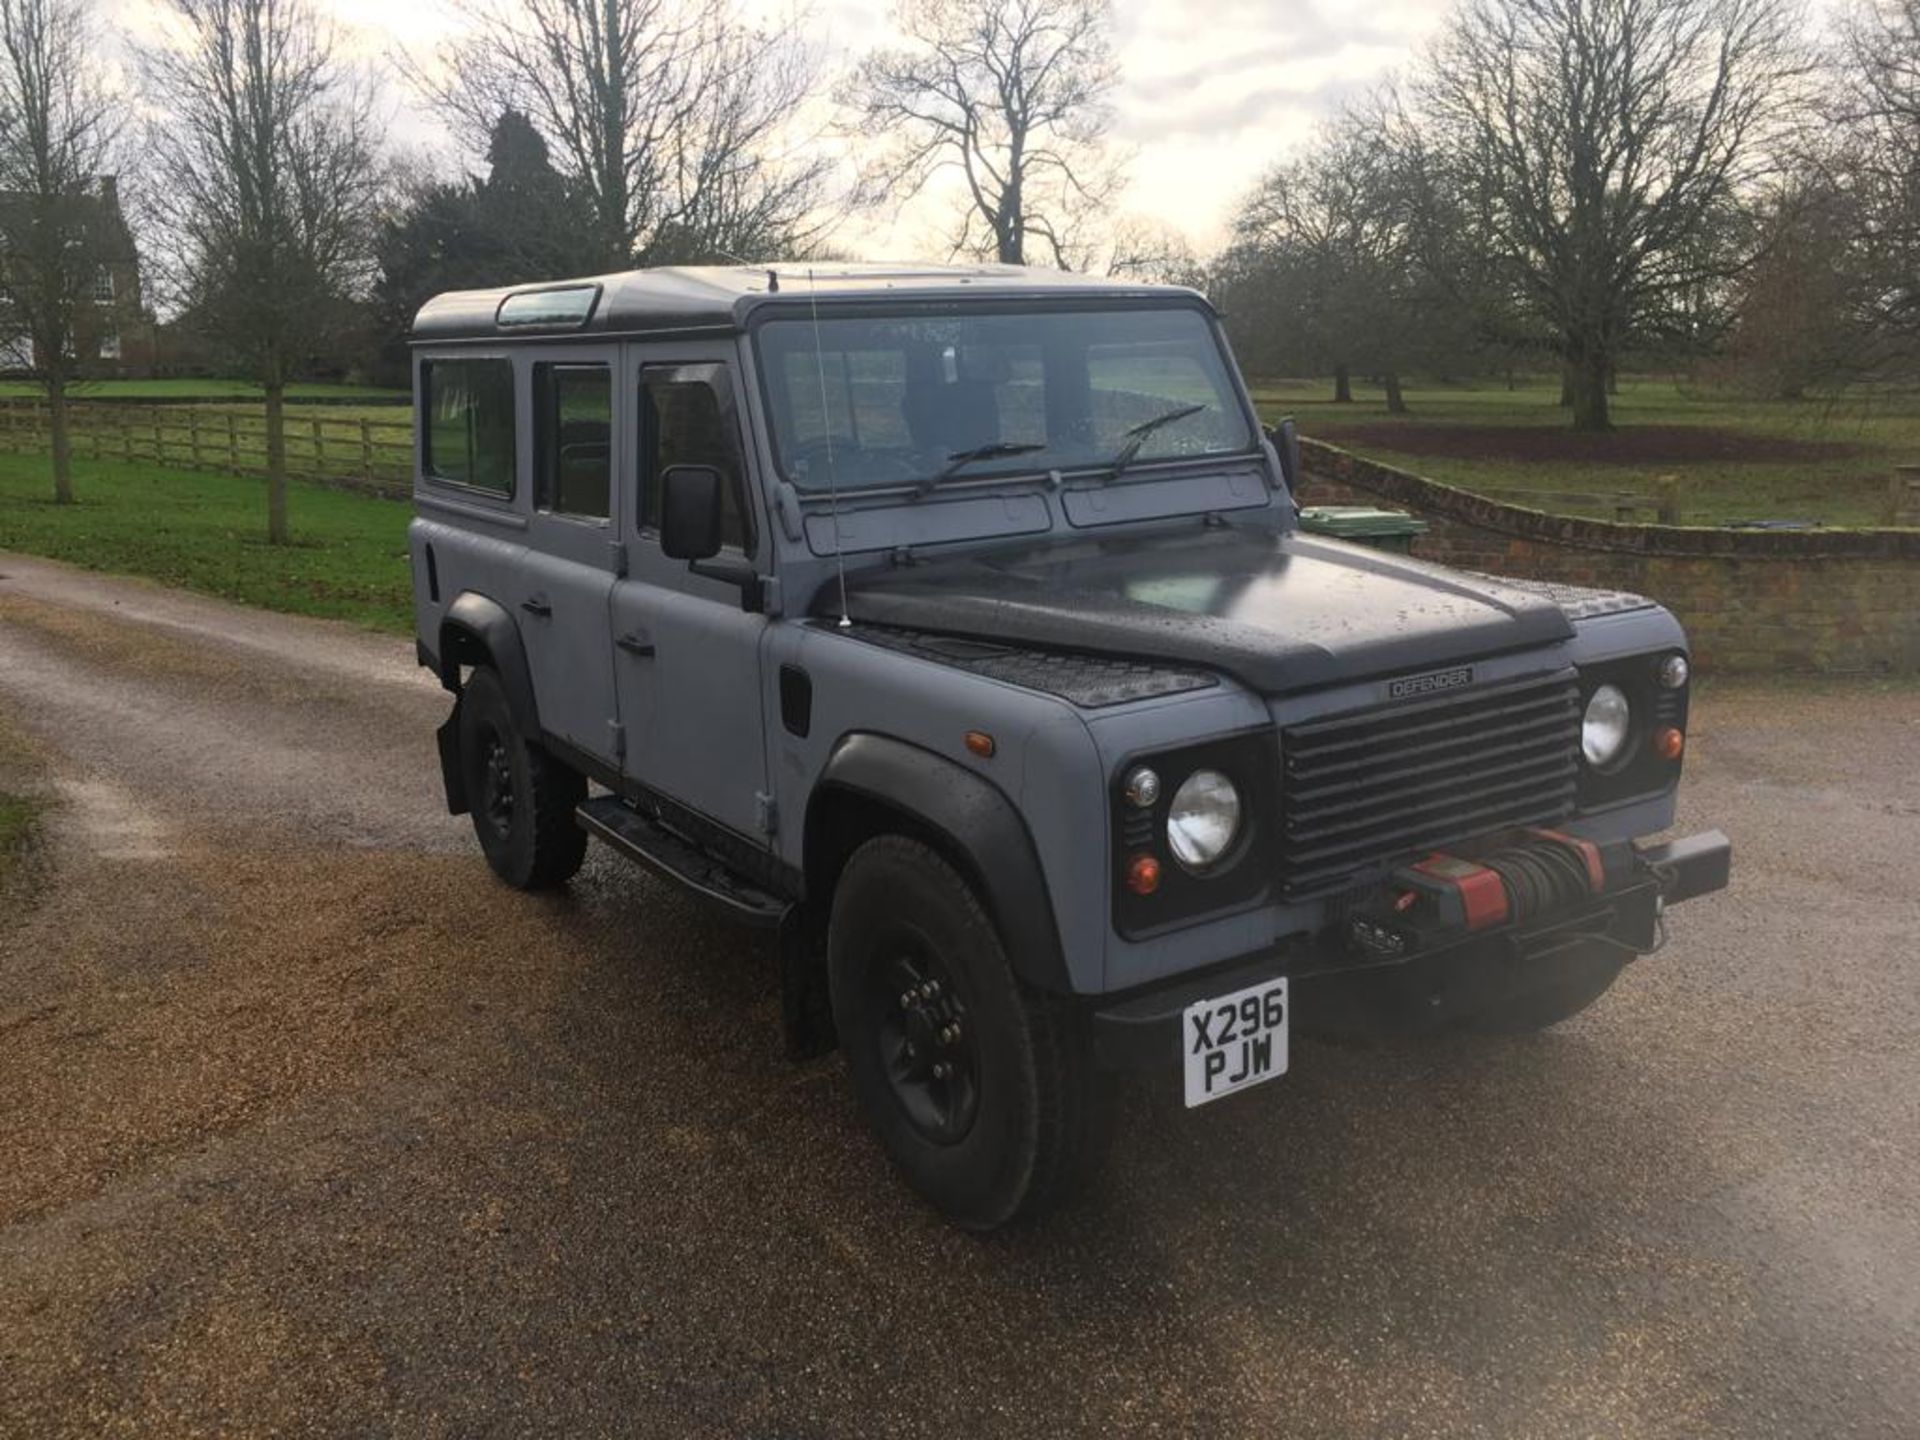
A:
[808, 732, 1070, 994]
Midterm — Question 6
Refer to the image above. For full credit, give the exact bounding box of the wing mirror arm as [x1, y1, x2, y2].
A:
[1264, 416, 1302, 494]
[690, 555, 766, 614]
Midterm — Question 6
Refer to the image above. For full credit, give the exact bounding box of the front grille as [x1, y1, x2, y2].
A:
[1277, 673, 1582, 898]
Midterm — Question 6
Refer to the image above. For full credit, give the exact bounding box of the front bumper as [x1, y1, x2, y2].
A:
[1091, 828, 1730, 1068]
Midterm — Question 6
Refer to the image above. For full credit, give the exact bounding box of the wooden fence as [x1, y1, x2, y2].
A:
[0, 400, 415, 498]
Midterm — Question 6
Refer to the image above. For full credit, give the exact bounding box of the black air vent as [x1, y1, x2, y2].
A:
[1277, 673, 1581, 898]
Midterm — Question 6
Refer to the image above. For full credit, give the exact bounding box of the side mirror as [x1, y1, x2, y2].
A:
[1267, 417, 1302, 492]
[660, 464, 724, 560]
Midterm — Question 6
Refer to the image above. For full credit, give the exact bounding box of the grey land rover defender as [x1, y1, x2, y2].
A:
[408, 264, 1730, 1229]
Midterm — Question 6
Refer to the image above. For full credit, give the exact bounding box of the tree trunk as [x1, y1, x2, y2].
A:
[1568, 348, 1612, 431]
[48, 374, 74, 504]
[265, 381, 289, 544]
[1383, 373, 1407, 414]
[1558, 361, 1575, 407]
[1332, 364, 1353, 403]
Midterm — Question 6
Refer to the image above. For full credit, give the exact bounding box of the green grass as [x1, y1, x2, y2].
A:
[1250, 374, 1920, 526]
[0, 452, 413, 632]
[0, 378, 406, 401]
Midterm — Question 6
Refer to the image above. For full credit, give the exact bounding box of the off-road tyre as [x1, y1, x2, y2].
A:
[1466, 941, 1626, 1034]
[827, 835, 1105, 1230]
[457, 666, 587, 889]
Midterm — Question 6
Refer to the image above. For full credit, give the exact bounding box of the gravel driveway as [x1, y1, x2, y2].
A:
[1, 550, 1915, 1438]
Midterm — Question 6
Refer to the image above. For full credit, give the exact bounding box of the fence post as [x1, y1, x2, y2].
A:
[226, 411, 239, 470]
[1656, 475, 1681, 526]
[187, 409, 201, 469]
[311, 416, 325, 482]
[359, 418, 374, 484]
[151, 410, 163, 465]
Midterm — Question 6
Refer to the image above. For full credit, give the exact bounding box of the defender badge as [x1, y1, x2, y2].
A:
[1387, 665, 1474, 700]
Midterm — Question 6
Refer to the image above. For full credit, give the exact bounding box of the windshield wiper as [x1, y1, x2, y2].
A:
[915, 441, 1047, 497]
[1106, 403, 1207, 479]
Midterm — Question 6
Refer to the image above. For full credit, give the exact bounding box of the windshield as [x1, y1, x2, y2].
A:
[756, 305, 1254, 493]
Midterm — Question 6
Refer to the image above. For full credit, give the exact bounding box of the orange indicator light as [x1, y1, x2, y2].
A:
[1126, 854, 1162, 896]
[964, 730, 996, 758]
[1654, 726, 1685, 761]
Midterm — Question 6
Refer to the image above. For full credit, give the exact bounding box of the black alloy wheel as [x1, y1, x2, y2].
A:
[477, 729, 516, 840]
[871, 944, 979, 1145]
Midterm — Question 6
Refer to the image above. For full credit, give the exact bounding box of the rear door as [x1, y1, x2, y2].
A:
[516, 346, 624, 761]
[609, 349, 771, 842]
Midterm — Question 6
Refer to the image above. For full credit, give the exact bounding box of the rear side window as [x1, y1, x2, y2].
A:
[534, 363, 611, 520]
[423, 358, 515, 495]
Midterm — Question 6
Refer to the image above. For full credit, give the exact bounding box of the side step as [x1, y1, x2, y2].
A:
[576, 795, 788, 928]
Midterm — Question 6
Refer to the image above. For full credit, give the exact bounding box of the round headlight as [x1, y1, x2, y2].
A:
[1166, 769, 1242, 872]
[1582, 684, 1632, 768]
[1658, 653, 1690, 690]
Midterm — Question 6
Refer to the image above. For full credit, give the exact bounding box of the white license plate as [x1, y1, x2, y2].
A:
[1183, 978, 1288, 1108]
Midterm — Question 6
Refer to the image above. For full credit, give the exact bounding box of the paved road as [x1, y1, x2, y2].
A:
[0, 550, 1915, 1438]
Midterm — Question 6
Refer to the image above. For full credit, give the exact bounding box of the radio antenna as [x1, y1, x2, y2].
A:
[807, 266, 852, 628]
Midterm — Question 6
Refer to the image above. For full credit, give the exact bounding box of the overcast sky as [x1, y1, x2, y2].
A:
[812, 0, 1458, 256]
[112, 0, 1816, 262]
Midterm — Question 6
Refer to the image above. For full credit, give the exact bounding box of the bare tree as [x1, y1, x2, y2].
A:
[1830, 0, 1920, 362]
[1417, 0, 1808, 429]
[412, 0, 831, 269]
[1100, 217, 1203, 286]
[1230, 107, 1493, 411]
[144, 0, 382, 545]
[0, 0, 121, 504]
[1722, 178, 1859, 394]
[843, 0, 1121, 266]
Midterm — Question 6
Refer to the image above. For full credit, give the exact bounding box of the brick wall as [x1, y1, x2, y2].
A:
[1299, 438, 1920, 675]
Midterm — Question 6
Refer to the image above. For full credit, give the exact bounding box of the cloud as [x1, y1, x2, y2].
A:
[1123, 24, 1405, 104]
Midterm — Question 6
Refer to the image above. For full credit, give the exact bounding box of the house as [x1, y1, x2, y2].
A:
[0, 176, 155, 379]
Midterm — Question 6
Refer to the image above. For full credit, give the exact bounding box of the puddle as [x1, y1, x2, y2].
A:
[52, 778, 172, 861]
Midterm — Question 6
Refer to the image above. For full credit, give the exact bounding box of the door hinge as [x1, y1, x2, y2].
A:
[609, 720, 626, 761]
[754, 790, 779, 836]
[608, 539, 629, 578]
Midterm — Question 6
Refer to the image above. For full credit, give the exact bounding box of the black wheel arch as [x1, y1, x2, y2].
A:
[805, 732, 1071, 995]
[430, 592, 541, 816]
[435, 591, 541, 736]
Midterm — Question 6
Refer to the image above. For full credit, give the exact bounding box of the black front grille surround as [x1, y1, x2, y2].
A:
[1575, 651, 1690, 809]
[1276, 672, 1584, 899]
[1110, 731, 1279, 939]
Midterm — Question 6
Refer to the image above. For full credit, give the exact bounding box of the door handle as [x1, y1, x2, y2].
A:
[616, 630, 656, 658]
[520, 594, 552, 617]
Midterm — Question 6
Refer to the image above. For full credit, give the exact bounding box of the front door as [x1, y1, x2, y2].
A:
[610, 352, 772, 842]
[517, 347, 624, 761]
